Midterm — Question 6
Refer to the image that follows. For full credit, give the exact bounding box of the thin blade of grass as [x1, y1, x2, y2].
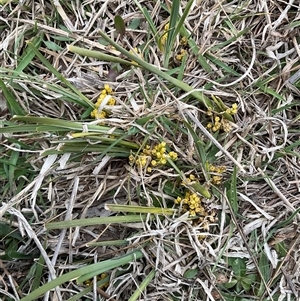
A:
[20, 250, 144, 301]
[73, 35, 215, 109]
[180, 26, 212, 73]
[27, 42, 95, 108]
[0, 79, 25, 115]
[131, 0, 159, 45]
[45, 214, 152, 230]
[105, 204, 176, 215]
[226, 165, 238, 214]
[13, 34, 43, 74]
[9, 115, 125, 135]
[128, 269, 156, 301]
[164, 0, 194, 68]
[8, 146, 20, 192]
[255, 81, 285, 102]
[210, 28, 249, 52]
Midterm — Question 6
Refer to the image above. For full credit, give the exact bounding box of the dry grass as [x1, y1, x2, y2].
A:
[0, 0, 300, 300]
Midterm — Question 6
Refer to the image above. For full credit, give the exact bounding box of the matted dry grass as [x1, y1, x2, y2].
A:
[0, 0, 300, 300]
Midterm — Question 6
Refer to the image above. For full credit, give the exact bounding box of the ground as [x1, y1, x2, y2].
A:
[0, 0, 300, 301]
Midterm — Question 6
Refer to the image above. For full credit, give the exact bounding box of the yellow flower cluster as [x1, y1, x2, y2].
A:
[206, 103, 238, 133]
[180, 36, 188, 46]
[129, 141, 178, 172]
[160, 23, 169, 46]
[175, 191, 205, 217]
[174, 175, 218, 228]
[226, 103, 238, 115]
[84, 273, 109, 289]
[175, 49, 188, 61]
[91, 84, 115, 119]
[208, 163, 226, 185]
[206, 116, 231, 133]
[174, 175, 205, 217]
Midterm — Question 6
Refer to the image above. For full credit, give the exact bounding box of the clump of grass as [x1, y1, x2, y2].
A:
[0, 0, 300, 301]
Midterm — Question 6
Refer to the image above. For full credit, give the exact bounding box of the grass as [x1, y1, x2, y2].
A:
[0, 0, 300, 300]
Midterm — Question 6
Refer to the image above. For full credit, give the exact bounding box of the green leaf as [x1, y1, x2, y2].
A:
[43, 40, 63, 51]
[0, 223, 22, 240]
[226, 165, 238, 213]
[241, 274, 256, 291]
[223, 279, 238, 289]
[128, 18, 141, 30]
[114, 15, 126, 37]
[183, 268, 199, 279]
[228, 257, 246, 277]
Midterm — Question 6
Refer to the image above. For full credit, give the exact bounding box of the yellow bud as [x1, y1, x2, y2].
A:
[189, 174, 195, 181]
[104, 84, 113, 94]
[151, 160, 157, 166]
[160, 158, 167, 165]
[168, 151, 178, 160]
[108, 97, 116, 106]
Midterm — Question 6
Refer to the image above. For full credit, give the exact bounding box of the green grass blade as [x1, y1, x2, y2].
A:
[9, 115, 125, 135]
[14, 34, 43, 74]
[27, 42, 94, 108]
[70, 36, 215, 110]
[8, 146, 20, 192]
[20, 250, 144, 301]
[131, 0, 159, 44]
[0, 79, 25, 115]
[255, 81, 285, 102]
[163, 0, 179, 66]
[105, 204, 176, 215]
[45, 215, 152, 230]
[210, 28, 249, 52]
[164, 0, 194, 68]
[128, 269, 156, 301]
[226, 165, 238, 214]
[205, 53, 241, 76]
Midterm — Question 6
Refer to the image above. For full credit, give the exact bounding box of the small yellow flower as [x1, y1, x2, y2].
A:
[180, 36, 188, 46]
[189, 174, 195, 181]
[104, 84, 113, 94]
[168, 151, 178, 161]
[190, 210, 196, 216]
[151, 160, 157, 166]
[108, 97, 116, 106]
[206, 108, 213, 116]
[159, 158, 167, 165]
